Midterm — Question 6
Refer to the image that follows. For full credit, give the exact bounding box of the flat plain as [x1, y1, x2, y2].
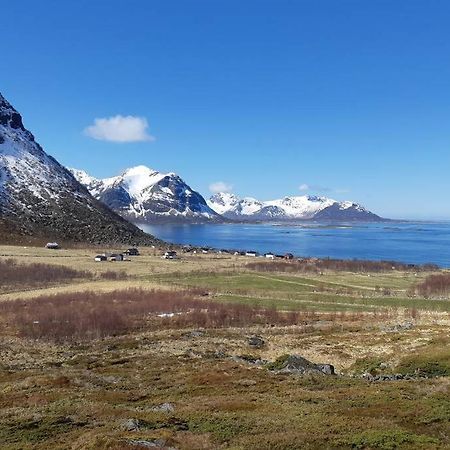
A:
[0, 245, 449, 449]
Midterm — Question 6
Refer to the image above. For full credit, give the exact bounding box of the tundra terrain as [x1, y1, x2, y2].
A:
[0, 245, 448, 449]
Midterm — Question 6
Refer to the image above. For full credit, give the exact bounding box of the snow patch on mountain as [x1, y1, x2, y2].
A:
[208, 192, 380, 221]
[71, 166, 222, 223]
[0, 92, 156, 244]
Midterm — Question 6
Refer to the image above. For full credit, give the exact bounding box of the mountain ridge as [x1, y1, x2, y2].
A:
[0, 92, 159, 245]
[207, 192, 382, 222]
[71, 166, 223, 224]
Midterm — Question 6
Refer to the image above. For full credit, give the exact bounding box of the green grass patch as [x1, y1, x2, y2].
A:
[395, 347, 450, 378]
[340, 429, 439, 449]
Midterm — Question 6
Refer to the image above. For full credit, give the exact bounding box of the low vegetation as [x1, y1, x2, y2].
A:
[0, 258, 90, 287]
[0, 288, 347, 342]
[0, 258, 127, 291]
[412, 272, 450, 297]
[247, 258, 439, 274]
[0, 247, 448, 449]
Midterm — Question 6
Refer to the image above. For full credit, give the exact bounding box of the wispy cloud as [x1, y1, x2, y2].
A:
[84, 115, 155, 143]
[299, 183, 349, 195]
[209, 181, 233, 193]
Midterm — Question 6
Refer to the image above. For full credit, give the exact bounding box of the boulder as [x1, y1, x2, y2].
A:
[269, 354, 335, 375]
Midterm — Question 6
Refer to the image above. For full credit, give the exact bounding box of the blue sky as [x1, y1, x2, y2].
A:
[2, 0, 450, 219]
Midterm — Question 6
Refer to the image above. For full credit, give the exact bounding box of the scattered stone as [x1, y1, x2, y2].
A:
[232, 355, 267, 366]
[361, 372, 414, 382]
[151, 402, 175, 413]
[383, 322, 414, 332]
[182, 330, 205, 339]
[269, 354, 335, 376]
[247, 335, 265, 348]
[121, 418, 141, 432]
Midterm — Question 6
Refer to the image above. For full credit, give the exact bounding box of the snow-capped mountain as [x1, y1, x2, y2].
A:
[208, 192, 381, 221]
[0, 92, 158, 245]
[71, 166, 223, 223]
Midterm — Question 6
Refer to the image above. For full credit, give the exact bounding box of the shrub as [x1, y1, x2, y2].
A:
[98, 270, 127, 280]
[0, 288, 324, 342]
[0, 258, 91, 287]
[343, 429, 439, 450]
[247, 259, 439, 274]
[413, 272, 450, 297]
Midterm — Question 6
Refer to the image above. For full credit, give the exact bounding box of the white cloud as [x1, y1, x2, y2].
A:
[299, 183, 309, 191]
[84, 115, 155, 143]
[209, 181, 233, 194]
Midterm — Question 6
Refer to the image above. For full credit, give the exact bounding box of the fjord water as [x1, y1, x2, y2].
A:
[140, 222, 450, 267]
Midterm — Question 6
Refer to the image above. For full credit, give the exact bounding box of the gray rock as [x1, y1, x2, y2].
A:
[247, 335, 265, 348]
[317, 364, 335, 375]
[151, 402, 175, 413]
[383, 322, 414, 332]
[121, 418, 141, 432]
[272, 355, 335, 376]
[361, 372, 408, 382]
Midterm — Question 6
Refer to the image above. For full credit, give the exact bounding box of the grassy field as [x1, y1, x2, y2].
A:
[0, 245, 449, 449]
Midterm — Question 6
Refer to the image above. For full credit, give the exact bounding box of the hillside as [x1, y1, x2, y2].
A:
[0, 92, 159, 245]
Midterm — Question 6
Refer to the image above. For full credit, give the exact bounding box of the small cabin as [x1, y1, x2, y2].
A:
[163, 251, 177, 259]
[275, 254, 285, 259]
[124, 248, 139, 256]
[109, 253, 124, 262]
[201, 247, 209, 254]
[94, 254, 107, 262]
[45, 242, 59, 250]
[265, 253, 275, 259]
[284, 253, 294, 260]
[246, 251, 258, 257]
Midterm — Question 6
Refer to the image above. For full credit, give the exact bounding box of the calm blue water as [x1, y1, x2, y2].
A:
[139, 222, 450, 267]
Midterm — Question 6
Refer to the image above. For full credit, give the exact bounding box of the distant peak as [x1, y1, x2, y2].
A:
[210, 192, 240, 204]
[122, 165, 157, 176]
[68, 168, 100, 184]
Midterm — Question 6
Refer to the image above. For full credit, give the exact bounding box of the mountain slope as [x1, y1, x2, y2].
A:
[71, 166, 223, 223]
[0, 92, 159, 245]
[208, 192, 381, 221]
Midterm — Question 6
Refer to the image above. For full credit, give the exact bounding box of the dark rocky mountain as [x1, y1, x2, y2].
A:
[0, 92, 159, 245]
[71, 166, 223, 223]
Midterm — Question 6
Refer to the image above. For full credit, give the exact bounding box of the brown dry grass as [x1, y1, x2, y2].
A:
[0, 288, 351, 342]
[0, 258, 91, 286]
[247, 258, 439, 274]
[413, 272, 450, 297]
